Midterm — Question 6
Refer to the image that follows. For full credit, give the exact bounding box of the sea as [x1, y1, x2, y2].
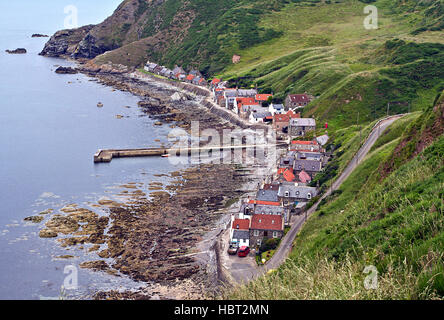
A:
[0, 0, 185, 299]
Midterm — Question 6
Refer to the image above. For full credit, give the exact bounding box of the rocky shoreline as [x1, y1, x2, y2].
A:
[33, 59, 270, 300]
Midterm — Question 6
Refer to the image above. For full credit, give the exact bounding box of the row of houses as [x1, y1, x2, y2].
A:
[210, 80, 319, 136]
[229, 138, 329, 249]
[144, 61, 208, 86]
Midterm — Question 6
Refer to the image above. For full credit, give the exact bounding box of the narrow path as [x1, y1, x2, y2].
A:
[233, 114, 405, 283]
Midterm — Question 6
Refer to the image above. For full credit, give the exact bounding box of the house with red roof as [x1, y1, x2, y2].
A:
[232, 218, 250, 230]
[285, 93, 313, 109]
[273, 113, 290, 133]
[290, 140, 321, 152]
[230, 218, 251, 247]
[248, 199, 281, 207]
[185, 74, 195, 83]
[255, 94, 273, 106]
[298, 170, 312, 184]
[287, 109, 301, 119]
[249, 214, 284, 248]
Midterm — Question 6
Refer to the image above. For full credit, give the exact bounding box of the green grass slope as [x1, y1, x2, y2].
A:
[228, 93, 444, 300]
[218, 0, 444, 130]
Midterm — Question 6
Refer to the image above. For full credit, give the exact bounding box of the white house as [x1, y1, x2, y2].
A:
[249, 111, 272, 123]
[269, 103, 285, 116]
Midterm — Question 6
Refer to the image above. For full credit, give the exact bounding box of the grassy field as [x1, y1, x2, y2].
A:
[228, 108, 444, 299]
[217, 0, 444, 130]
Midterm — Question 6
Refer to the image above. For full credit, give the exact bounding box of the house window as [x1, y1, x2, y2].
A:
[254, 230, 259, 237]
[257, 239, 262, 246]
[285, 191, 289, 197]
[273, 232, 278, 238]
[296, 191, 300, 196]
[307, 193, 312, 200]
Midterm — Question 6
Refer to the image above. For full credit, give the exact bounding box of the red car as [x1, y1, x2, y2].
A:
[237, 246, 250, 257]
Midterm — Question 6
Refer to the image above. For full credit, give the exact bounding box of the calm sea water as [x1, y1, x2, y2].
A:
[0, 1, 184, 299]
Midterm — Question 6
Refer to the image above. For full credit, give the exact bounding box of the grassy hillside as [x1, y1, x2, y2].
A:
[228, 92, 444, 299]
[218, 0, 444, 129]
[43, 0, 443, 130]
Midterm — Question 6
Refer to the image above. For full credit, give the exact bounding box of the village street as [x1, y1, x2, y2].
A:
[220, 114, 404, 284]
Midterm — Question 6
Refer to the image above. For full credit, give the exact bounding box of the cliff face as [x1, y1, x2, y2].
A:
[40, 0, 144, 59]
[40, 0, 286, 74]
[40, 25, 94, 57]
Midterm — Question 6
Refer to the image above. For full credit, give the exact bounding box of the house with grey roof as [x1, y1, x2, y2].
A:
[145, 62, 158, 73]
[289, 118, 316, 137]
[316, 134, 329, 146]
[249, 111, 272, 123]
[232, 230, 249, 247]
[237, 89, 258, 97]
[293, 159, 323, 179]
[296, 151, 324, 161]
[172, 66, 186, 75]
[277, 183, 318, 206]
[269, 103, 285, 115]
[256, 188, 279, 203]
[189, 69, 203, 77]
[239, 202, 255, 219]
[279, 155, 296, 168]
[254, 205, 291, 225]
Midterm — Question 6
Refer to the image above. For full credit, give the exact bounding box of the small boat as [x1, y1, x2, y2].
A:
[161, 154, 170, 158]
[97, 102, 103, 108]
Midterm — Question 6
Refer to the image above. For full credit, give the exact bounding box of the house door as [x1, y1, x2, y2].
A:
[264, 231, 268, 237]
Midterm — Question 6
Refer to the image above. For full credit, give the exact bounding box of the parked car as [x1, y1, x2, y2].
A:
[227, 242, 238, 255]
[237, 246, 250, 257]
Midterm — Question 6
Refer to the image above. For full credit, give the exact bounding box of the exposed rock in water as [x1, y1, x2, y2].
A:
[39, 208, 54, 215]
[79, 260, 109, 272]
[24, 216, 44, 223]
[97, 102, 104, 108]
[55, 66, 78, 74]
[32, 34, 49, 38]
[5, 48, 27, 54]
[39, 229, 58, 238]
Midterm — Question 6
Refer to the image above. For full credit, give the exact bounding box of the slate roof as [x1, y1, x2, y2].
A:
[237, 89, 258, 97]
[290, 118, 316, 127]
[288, 93, 311, 104]
[256, 189, 279, 202]
[251, 111, 272, 119]
[316, 134, 329, 146]
[293, 159, 322, 172]
[277, 183, 318, 200]
[254, 205, 286, 215]
[296, 152, 323, 160]
[279, 156, 295, 167]
[233, 230, 249, 240]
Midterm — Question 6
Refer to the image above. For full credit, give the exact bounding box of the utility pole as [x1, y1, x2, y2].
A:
[387, 102, 390, 117]
[356, 112, 360, 164]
